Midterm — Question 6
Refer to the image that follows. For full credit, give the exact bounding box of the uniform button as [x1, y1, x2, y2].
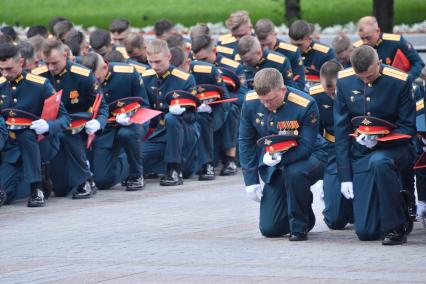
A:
[367, 83, 372, 87]
[153, 104, 157, 108]
[56, 80, 60, 84]
[366, 97, 370, 102]
[270, 122, 274, 126]
[12, 86, 16, 90]
[160, 103, 163, 107]
[13, 98, 17, 103]
[367, 112, 371, 116]
[105, 93, 109, 96]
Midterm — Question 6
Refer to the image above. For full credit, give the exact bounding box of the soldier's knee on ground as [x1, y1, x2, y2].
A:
[356, 229, 381, 241]
[259, 219, 290, 238]
[324, 217, 348, 230]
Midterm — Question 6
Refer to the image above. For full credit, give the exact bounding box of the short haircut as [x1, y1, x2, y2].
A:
[41, 37, 65, 57]
[0, 26, 17, 41]
[331, 34, 351, 54]
[254, 68, 284, 96]
[80, 52, 104, 72]
[89, 29, 111, 54]
[357, 16, 378, 33]
[166, 33, 185, 49]
[123, 32, 145, 54]
[191, 35, 213, 54]
[289, 20, 311, 40]
[226, 10, 251, 32]
[238, 35, 260, 56]
[28, 35, 45, 53]
[0, 34, 13, 44]
[109, 18, 130, 33]
[320, 60, 343, 87]
[0, 42, 20, 61]
[169, 46, 186, 67]
[190, 24, 210, 40]
[146, 39, 169, 55]
[18, 40, 35, 61]
[48, 16, 68, 35]
[64, 30, 85, 56]
[27, 25, 48, 39]
[254, 19, 275, 40]
[53, 20, 74, 40]
[154, 19, 174, 37]
[350, 45, 378, 73]
[105, 50, 125, 63]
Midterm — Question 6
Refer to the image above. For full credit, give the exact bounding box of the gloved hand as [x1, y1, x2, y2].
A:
[30, 119, 49, 135]
[116, 113, 133, 126]
[422, 138, 426, 152]
[417, 200, 426, 219]
[245, 184, 263, 202]
[85, 119, 101, 135]
[355, 133, 367, 146]
[262, 151, 282, 167]
[169, 105, 186, 115]
[197, 103, 212, 113]
[311, 179, 324, 200]
[341, 182, 354, 199]
[364, 134, 378, 149]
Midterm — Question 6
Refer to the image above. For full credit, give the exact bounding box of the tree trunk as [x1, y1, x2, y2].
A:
[284, 0, 301, 25]
[373, 0, 394, 33]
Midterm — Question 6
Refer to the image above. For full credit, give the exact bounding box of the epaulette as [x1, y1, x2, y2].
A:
[193, 64, 212, 73]
[245, 91, 259, 101]
[70, 65, 90, 77]
[129, 63, 147, 74]
[416, 99, 424, 112]
[216, 45, 235, 55]
[312, 43, 330, 54]
[171, 68, 190, 80]
[309, 84, 325, 95]
[382, 33, 401, 42]
[218, 34, 237, 45]
[382, 67, 408, 81]
[338, 68, 355, 79]
[220, 57, 239, 68]
[266, 53, 285, 64]
[141, 69, 156, 77]
[31, 65, 48, 75]
[113, 65, 134, 73]
[26, 73, 47, 84]
[353, 40, 363, 48]
[288, 92, 310, 107]
[115, 46, 130, 59]
[0, 76, 6, 84]
[278, 42, 298, 52]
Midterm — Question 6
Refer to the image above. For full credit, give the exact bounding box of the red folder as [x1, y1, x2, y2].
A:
[38, 90, 63, 141]
[414, 152, 426, 169]
[86, 94, 103, 149]
[129, 108, 162, 124]
[392, 49, 411, 73]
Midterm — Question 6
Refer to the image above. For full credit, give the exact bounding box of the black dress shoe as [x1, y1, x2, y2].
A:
[289, 232, 308, 241]
[382, 229, 407, 245]
[199, 164, 216, 181]
[72, 181, 93, 199]
[144, 172, 159, 179]
[126, 176, 145, 191]
[0, 188, 7, 207]
[160, 170, 183, 186]
[27, 188, 45, 207]
[220, 161, 238, 176]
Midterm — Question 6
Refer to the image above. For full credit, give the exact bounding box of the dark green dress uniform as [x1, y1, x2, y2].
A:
[309, 84, 353, 229]
[0, 72, 69, 203]
[414, 81, 426, 205]
[141, 67, 198, 178]
[333, 65, 415, 240]
[239, 88, 327, 237]
[216, 34, 241, 62]
[353, 33, 425, 79]
[190, 61, 229, 175]
[243, 50, 298, 90]
[90, 63, 150, 189]
[302, 41, 336, 88]
[272, 39, 306, 91]
[33, 62, 108, 197]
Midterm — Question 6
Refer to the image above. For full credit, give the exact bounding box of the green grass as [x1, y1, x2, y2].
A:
[0, 0, 425, 29]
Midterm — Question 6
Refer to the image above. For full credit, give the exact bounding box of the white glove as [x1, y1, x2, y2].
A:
[364, 134, 378, 149]
[116, 113, 133, 126]
[340, 182, 354, 199]
[311, 179, 324, 200]
[169, 105, 186, 115]
[355, 133, 367, 146]
[262, 151, 282, 167]
[245, 184, 263, 202]
[417, 200, 426, 219]
[85, 119, 101, 135]
[422, 138, 426, 152]
[30, 119, 49, 135]
[197, 103, 212, 113]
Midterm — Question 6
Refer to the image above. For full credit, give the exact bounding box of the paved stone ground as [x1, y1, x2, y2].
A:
[0, 171, 425, 284]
